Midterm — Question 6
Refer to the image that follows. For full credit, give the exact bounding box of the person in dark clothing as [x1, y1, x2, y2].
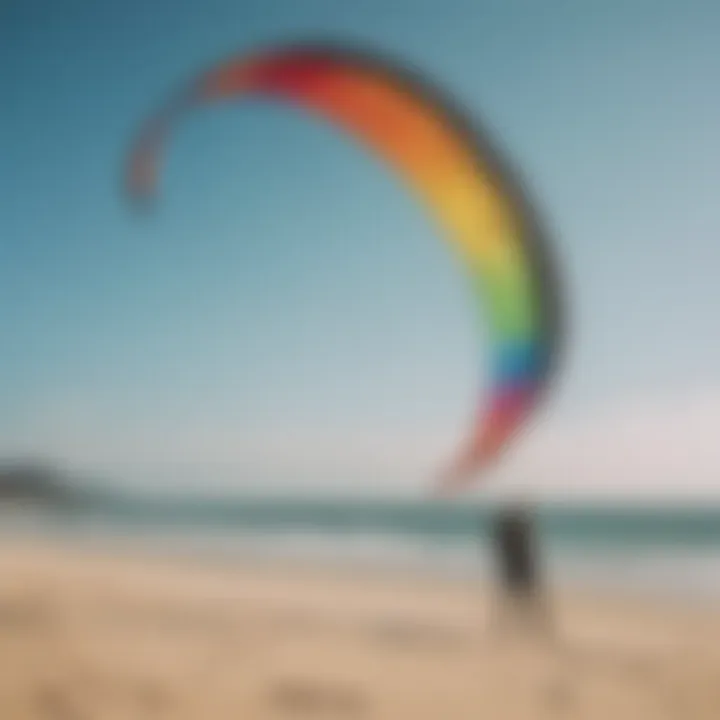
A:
[494, 504, 538, 594]
[489, 502, 553, 640]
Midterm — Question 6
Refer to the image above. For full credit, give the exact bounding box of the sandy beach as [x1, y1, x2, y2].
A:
[0, 541, 718, 719]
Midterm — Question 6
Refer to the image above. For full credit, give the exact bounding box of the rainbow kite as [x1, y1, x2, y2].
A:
[125, 41, 563, 491]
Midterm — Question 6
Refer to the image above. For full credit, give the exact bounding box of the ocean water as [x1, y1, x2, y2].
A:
[2, 494, 720, 599]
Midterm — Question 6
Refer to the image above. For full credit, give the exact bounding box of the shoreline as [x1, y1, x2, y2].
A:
[4, 528, 720, 607]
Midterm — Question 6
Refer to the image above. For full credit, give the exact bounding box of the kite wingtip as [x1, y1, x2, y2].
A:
[432, 466, 473, 498]
[432, 447, 494, 497]
[123, 186, 159, 217]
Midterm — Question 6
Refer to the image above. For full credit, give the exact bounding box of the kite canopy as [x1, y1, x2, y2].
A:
[126, 41, 563, 492]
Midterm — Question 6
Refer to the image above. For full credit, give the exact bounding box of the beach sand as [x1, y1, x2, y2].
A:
[0, 541, 718, 719]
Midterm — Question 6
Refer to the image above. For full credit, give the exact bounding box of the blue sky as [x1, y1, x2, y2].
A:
[3, 0, 720, 496]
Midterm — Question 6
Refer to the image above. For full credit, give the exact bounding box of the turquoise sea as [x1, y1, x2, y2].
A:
[3, 491, 720, 599]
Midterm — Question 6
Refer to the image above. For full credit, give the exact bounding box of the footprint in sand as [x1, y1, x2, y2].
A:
[268, 678, 368, 716]
[34, 684, 84, 720]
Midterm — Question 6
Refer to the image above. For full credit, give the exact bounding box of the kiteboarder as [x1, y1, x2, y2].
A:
[489, 502, 553, 640]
